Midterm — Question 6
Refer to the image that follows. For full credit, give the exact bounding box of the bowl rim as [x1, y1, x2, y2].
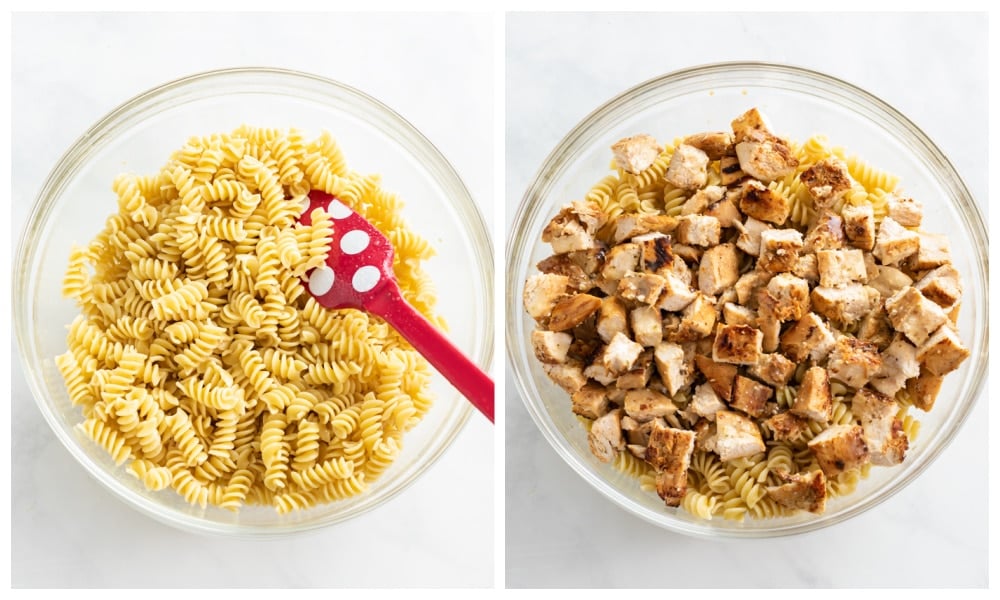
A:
[505, 60, 988, 538]
[14, 66, 494, 537]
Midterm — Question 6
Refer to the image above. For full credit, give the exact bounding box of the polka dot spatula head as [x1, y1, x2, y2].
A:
[299, 190, 494, 423]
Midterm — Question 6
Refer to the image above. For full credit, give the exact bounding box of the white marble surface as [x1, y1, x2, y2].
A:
[10, 13, 493, 588]
[505, 12, 988, 588]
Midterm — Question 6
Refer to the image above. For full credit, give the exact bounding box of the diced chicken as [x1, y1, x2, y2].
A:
[723, 302, 757, 327]
[734, 269, 771, 306]
[870, 336, 920, 396]
[730, 375, 773, 419]
[656, 272, 698, 312]
[611, 134, 663, 174]
[622, 415, 659, 446]
[681, 185, 726, 216]
[841, 204, 876, 251]
[694, 354, 738, 402]
[602, 332, 644, 375]
[693, 419, 718, 452]
[887, 195, 923, 228]
[541, 359, 588, 393]
[612, 213, 678, 244]
[596, 296, 628, 343]
[689, 383, 728, 421]
[671, 244, 702, 264]
[758, 312, 781, 353]
[714, 410, 766, 461]
[807, 424, 870, 477]
[740, 179, 790, 225]
[792, 253, 819, 283]
[884, 286, 949, 346]
[851, 388, 908, 466]
[632, 232, 674, 275]
[675, 214, 721, 247]
[646, 423, 697, 507]
[719, 155, 745, 185]
[749, 353, 796, 387]
[766, 470, 827, 514]
[868, 265, 913, 301]
[653, 341, 689, 396]
[617, 272, 666, 306]
[624, 388, 677, 422]
[683, 131, 733, 160]
[731, 107, 775, 142]
[523, 273, 570, 321]
[547, 293, 603, 332]
[799, 158, 852, 208]
[583, 357, 617, 387]
[764, 411, 809, 442]
[541, 200, 607, 254]
[916, 325, 970, 376]
[601, 242, 640, 282]
[665, 143, 710, 190]
[826, 336, 882, 389]
[735, 134, 799, 183]
[758, 273, 811, 322]
[779, 312, 837, 362]
[732, 217, 770, 258]
[588, 408, 625, 463]
[703, 194, 743, 228]
[816, 249, 867, 288]
[803, 211, 846, 252]
[914, 264, 962, 310]
[810, 283, 880, 323]
[758, 229, 803, 273]
[909, 232, 952, 271]
[873, 216, 920, 266]
[627, 444, 647, 460]
[615, 349, 654, 390]
[674, 293, 717, 342]
[571, 382, 611, 419]
[629, 306, 663, 347]
[536, 253, 593, 292]
[907, 367, 944, 411]
[698, 243, 741, 296]
[712, 324, 764, 365]
[790, 366, 832, 423]
[856, 306, 894, 351]
[531, 330, 573, 364]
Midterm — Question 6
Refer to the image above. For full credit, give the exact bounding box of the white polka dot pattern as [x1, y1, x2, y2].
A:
[327, 200, 352, 219]
[340, 230, 370, 255]
[308, 266, 335, 296]
[352, 266, 380, 293]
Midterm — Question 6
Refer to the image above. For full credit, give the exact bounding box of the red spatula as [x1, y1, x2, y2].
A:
[298, 189, 494, 423]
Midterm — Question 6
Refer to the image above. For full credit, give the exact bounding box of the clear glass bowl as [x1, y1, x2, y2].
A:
[14, 67, 493, 537]
[506, 62, 987, 538]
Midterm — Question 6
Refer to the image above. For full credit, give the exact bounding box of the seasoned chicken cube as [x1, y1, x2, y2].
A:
[675, 214, 721, 247]
[541, 359, 588, 393]
[914, 264, 962, 310]
[536, 253, 593, 292]
[907, 367, 944, 411]
[826, 337, 882, 389]
[653, 341, 689, 396]
[712, 324, 764, 365]
[735, 216, 773, 257]
[803, 210, 846, 252]
[681, 185, 726, 216]
[758, 229, 804, 273]
[531, 330, 573, 364]
[885, 286, 949, 346]
[714, 410, 766, 461]
[758, 273, 811, 322]
[698, 243, 741, 296]
[665, 143, 710, 190]
[571, 382, 611, 419]
[603, 332, 644, 375]
[613, 213, 678, 243]
[799, 158, 852, 208]
[588, 408, 625, 463]
[868, 265, 913, 301]
[731, 107, 775, 142]
[740, 179, 789, 225]
[790, 366, 832, 423]
[856, 306, 894, 351]
[779, 312, 837, 362]
[596, 296, 628, 343]
[735, 133, 799, 183]
[916, 325, 970, 376]
[646, 423, 697, 507]
[622, 415, 659, 446]
[690, 383, 728, 421]
[583, 357, 617, 387]
[764, 411, 809, 442]
[851, 388, 907, 466]
[624, 388, 678, 422]
[810, 283, 880, 323]
[870, 336, 920, 396]
[547, 293, 602, 332]
[767, 470, 827, 514]
[873, 216, 920, 266]
[792, 253, 819, 283]
[632, 232, 675, 274]
[909, 232, 952, 271]
[630, 306, 663, 347]
[683, 131, 733, 160]
[841, 204, 876, 251]
[675, 293, 717, 342]
[734, 269, 771, 306]
[757, 311, 781, 353]
[720, 155, 745, 185]
[704, 194, 743, 227]
[816, 249, 867, 288]
[887, 195, 923, 228]
[749, 353, 796, 387]
[694, 354, 738, 402]
[541, 200, 607, 254]
[523, 273, 570, 321]
[656, 272, 698, 312]
[807, 424, 870, 477]
[723, 302, 757, 327]
[731, 375, 773, 418]
[611, 134, 663, 174]
[601, 242, 640, 281]
[615, 349, 654, 390]
[693, 418, 718, 453]
[617, 272, 666, 306]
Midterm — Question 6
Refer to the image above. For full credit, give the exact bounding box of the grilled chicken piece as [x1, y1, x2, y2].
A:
[665, 143, 710, 190]
[542, 200, 607, 254]
[758, 229, 803, 273]
[613, 349, 652, 390]
[617, 272, 666, 306]
[758, 273, 810, 322]
[676, 214, 722, 247]
[841, 204, 876, 251]
[653, 341, 689, 396]
[657, 272, 698, 312]
[873, 216, 920, 266]
[698, 243, 741, 296]
[816, 249, 867, 288]
[810, 283, 880, 323]
[541, 359, 588, 393]
[674, 293, 717, 342]
[588, 408, 625, 463]
[917, 325, 970, 376]
[734, 216, 772, 257]
[867, 265, 913, 301]
[790, 366, 832, 423]
[712, 324, 764, 366]
[629, 306, 663, 347]
[764, 411, 809, 442]
[766, 469, 827, 514]
[734, 269, 771, 307]
[714, 410, 766, 461]
[683, 131, 733, 160]
[704, 193, 743, 227]
[689, 382, 728, 421]
[547, 294, 602, 332]
[730, 376, 773, 419]
[887, 195, 923, 228]
[870, 336, 920, 396]
[531, 330, 573, 364]
[885, 286, 949, 346]
[646, 422, 697, 506]
[681, 185, 726, 216]
[740, 179, 790, 225]
[779, 312, 837, 362]
[720, 155, 745, 185]
[611, 134, 663, 174]
[613, 213, 678, 243]
[571, 382, 611, 419]
[734, 132, 798, 183]
[803, 210, 847, 252]
[523, 273, 569, 321]
[536, 253, 593, 292]
[826, 336, 882, 389]
[624, 388, 678, 422]
[749, 352, 796, 387]
[601, 242, 640, 282]
[799, 158, 852, 208]
[806, 424, 870, 477]
[723, 302, 757, 327]
[909, 232, 952, 271]
[907, 367, 944, 411]
[851, 388, 907, 466]
[856, 306, 894, 352]
[913, 264, 962, 311]
[602, 332, 644, 375]
[596, 296, 628, 343]
[694, 354, 738, 402]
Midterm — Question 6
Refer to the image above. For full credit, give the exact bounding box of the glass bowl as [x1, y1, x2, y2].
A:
[14, 67, 493, 537]
[506, 62, 987, 538]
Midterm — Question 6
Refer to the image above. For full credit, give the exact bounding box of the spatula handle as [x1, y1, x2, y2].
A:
[368, 285, 494, 423]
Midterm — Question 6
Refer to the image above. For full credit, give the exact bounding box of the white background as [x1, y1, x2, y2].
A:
[10, 12, 493, 588]
[505, 12, 988, 588]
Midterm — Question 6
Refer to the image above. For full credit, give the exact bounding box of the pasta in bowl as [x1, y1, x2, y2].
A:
[15, 68, 493, 535]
